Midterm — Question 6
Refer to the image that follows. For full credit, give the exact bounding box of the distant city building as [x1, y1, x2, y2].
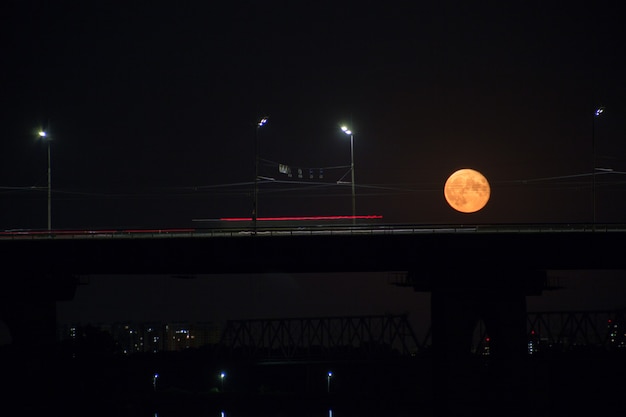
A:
[59, 320, 222, 354]
[165, 321, 222, 351]
[608, 317, 626, 349]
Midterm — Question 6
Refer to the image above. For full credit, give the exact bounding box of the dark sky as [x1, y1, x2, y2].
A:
[2, 2, 626, 337]
[3, 1, 626, 229]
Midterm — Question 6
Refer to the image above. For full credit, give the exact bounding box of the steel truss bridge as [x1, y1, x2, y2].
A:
[214, 309, 626, 362]
[525, 309, 626, 350]
[216, 314, 420, 362]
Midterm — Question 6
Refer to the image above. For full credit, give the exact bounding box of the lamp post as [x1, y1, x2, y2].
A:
[38, 130, 52, 231]
[340, 126, 355, 223]
[253, 117, 268, 233]
[220, 372, 226, 392]
[327, 371, 333, 393]
[592, 106, 605, 229]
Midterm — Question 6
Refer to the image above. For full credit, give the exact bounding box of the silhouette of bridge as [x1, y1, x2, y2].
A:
[215, 309, 626, 363]
[2, 222, 626, 416]
[217, 314, 422, 363]
[1, 223, 626, 275]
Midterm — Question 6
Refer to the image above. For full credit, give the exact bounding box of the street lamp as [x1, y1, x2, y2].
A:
[327, 371, 333, 393]
[253, 116, 268, 233]
[152, 373, 159, 391]
[340, 126, 356, 223]
[592, 106, 605, 229]
[220, 371, 226, 391]
[38, 130, 52, 231]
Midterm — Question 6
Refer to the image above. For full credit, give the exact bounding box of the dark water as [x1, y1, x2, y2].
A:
[106, 399, 435, 417]
[5, 347, 625, 417]
[63, 394, 435, 417]
[91, 390, 436, 417]
[151, 409, 429, 417]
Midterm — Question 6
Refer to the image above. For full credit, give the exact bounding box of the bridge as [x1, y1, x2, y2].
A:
[1, 223, 626, 275]
[215, 309, 626, 363]
[216, 314, 422, 363]
[2, 222, 626, 416]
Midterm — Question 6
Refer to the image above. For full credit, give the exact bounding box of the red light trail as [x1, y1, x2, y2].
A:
[219, 215, 383, 222]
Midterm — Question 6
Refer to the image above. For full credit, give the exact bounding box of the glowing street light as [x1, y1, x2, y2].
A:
[253, 116, 269, 233]
[327, 371, 333, 393]
[38, 130, 52, 231]
[152, 373, 159, 391]
[220, 371, 226, 391]
[340, 126, 356, 223]
[592, 106, 605, 228]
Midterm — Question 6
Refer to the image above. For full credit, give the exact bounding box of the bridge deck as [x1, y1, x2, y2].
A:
[2, 223, 625, 240]
[1, 224, 626, 275]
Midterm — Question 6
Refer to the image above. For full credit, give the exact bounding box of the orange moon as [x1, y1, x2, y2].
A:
[444, 168, 490, 213]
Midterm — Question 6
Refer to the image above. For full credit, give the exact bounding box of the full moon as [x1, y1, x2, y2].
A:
[444, 168, 490, 213]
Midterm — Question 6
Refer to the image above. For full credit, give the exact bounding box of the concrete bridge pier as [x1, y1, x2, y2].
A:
[0, 274, 79, 401]
[413, 269, 545, 417]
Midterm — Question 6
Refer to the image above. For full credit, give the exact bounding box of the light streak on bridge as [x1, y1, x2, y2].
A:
[2, 223, 626, 241]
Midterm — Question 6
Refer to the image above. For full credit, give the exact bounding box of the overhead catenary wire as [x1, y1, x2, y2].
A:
[3, 170, 626, 202]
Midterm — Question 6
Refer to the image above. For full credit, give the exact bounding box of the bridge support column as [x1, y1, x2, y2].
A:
[0, 274, 79, 404]
[0, 298, 57, 404]
[425, 270, 544, 417]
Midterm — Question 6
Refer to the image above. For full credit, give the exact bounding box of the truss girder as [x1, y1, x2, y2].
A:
[218, 314, 422, 361]
[526, 309, 626, 349]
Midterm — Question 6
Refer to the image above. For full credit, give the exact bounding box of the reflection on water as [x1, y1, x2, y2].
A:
[150, 407, 428, 417]
[154, 410, 358, 417]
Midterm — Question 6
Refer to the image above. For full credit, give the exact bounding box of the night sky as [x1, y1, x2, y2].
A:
[2, 2, 626, 338]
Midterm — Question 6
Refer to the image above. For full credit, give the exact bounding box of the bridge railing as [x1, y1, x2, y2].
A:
[2, 223, 626, 240]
